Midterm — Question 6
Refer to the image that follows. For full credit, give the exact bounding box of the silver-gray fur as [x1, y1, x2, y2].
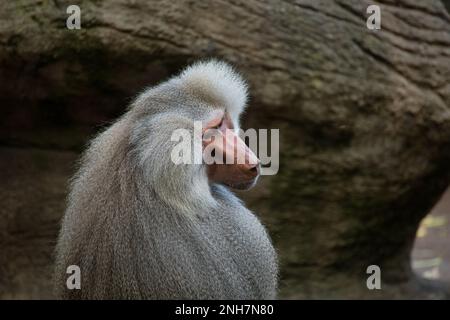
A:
[54, 60, 278, 299]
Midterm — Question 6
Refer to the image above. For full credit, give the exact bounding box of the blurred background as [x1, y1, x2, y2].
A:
[0, 0, 450, 299]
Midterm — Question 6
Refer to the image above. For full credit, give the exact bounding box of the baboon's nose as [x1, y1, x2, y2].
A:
[241, 161, 260, 179]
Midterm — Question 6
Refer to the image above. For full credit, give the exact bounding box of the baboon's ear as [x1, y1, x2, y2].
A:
[177, 59, 248, 125]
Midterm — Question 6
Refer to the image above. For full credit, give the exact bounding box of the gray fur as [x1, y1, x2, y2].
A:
[54, 60, 278, 299]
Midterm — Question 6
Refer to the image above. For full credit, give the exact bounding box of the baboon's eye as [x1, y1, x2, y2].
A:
[211, 119, 224, 130]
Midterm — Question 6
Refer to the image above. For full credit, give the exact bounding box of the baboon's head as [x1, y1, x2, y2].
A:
[128, 60, 260, 212]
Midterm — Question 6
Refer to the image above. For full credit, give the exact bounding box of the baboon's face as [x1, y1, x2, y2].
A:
[202, 110, 260, 190]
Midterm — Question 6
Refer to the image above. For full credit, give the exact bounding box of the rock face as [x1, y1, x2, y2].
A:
[1, 0, 450, 298]
[0, 147, 77, 299]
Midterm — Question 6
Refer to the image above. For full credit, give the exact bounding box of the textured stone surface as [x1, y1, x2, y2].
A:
[0, 147, 77, 299]
[0, 0, 450, 298]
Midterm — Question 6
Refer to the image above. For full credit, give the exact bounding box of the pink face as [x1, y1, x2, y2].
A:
[202, 111, 260, 190]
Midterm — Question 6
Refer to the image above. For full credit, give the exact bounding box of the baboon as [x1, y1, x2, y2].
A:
[54, 60, 278, 299]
